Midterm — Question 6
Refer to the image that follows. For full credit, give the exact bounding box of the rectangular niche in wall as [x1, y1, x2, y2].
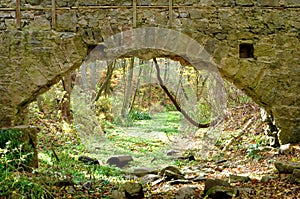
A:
[239, 43, 254, 58]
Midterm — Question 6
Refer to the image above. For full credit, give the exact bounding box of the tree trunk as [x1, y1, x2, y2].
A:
[153, 58, 211, 128]
[121, 57, 135, 119]
[129, 60, 143, 113]
[93, 61, 116, 102]
[148, 61, 153, 110]
[61, 72, 73, 123]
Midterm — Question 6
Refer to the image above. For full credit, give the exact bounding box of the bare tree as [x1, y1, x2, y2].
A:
[128, 59, 143, 113]
[93, 61, 116, 102]
[153, 58, 212, 128]
[61, 72, 75, 123]
[121, 57, 135, 119]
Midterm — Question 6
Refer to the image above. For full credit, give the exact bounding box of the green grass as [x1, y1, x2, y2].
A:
[134, 111, 182, 134]
[82, 111, 184, 168]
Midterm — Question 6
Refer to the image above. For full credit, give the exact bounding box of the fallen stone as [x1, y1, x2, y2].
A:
[274, 161, 300, 174]
[290, 169, 300, 184]
[205, 186, 238, 199]
[78, 156, 99, 165]
[132, 167, 158, 177]
[123, 182, 144, 199]
[175, 185, 196, 199]
[107, 155, 133, 168]
[111, 190, 126, 199]
[204, 178, 230, 194]
[237, 187, 254, 194]
[159, 165, 185, 181]
[229, 174, 251, 183]
[140, 174, 160, 184]
[261, 175, 277, 183]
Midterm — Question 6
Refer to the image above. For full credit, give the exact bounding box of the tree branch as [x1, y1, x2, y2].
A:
[153, 58, 211, 128]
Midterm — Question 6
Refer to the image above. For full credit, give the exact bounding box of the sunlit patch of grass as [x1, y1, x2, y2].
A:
[133, 111, 182, 134]
[107, 132, 166, 154]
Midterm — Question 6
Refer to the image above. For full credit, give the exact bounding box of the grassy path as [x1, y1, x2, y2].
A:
[85, 111, 188, 169]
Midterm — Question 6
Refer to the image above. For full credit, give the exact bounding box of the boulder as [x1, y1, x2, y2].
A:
[123, 182, 144, 199]
[290, 169, 300, 184]
[205, 186, 238, 199]
[204, 178, 230, 194]
[159, 166, 184, 180]
[107, 155, 133, 168]
[140, 174, 160, 184]
[261, 175, 277, 183]
[274, 162, 300, 174]
[111, 190, 126, 199]
[175, 185, 196, 199]
[132, 167, 158, 177]
[78, 156, 99, 165]
[229, 174, 251, 183]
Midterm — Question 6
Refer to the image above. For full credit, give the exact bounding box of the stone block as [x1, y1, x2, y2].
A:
[236, 0, 254, 6]
[25, 16, 51, 31]
[107, 155, 133, 168]
[257, 0, 279, 6]
[26, 0, 42, 6]
[254, 44, 275, 58]
[285, 0, 300, 7]
[77, 0, 100, 6]
[278, 126, 300, 145]
[291, 169, 300, 183]
[57, 0, 75, 7]
[56, 11, 78, 32]
[174, 0, 197, 5]
[214, 0, 236, 6]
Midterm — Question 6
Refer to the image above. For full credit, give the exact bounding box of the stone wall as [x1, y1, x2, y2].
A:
[0, 1, 299, 144]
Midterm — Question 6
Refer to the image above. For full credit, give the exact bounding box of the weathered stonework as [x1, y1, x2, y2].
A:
[0, 1, 299, 144]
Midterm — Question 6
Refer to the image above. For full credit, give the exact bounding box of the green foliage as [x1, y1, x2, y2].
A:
[0, 173, 50, 199]
[246, 144, 261, 160]
[129, 110, 152, 120]
[198, 103, 212, 124]
[107, 132, 165, 154]
[95, 165, 124, 178]
[114, 115, 135, 127]
[0, 129, 33, 170]
[0, 131, 49, 198]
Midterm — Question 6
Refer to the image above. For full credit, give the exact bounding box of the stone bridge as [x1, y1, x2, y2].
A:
[0, 0, 299, 144]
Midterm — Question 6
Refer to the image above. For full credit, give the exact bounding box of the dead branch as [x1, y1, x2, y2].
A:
[51, 142, 60, 162]
[153, 58, 211, 128]
[222, 118, 254, 152]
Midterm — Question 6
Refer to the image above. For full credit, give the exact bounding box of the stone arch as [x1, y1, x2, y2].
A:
[72, 27, 226, 135]
[85, 27, 226, 113]
[87, 27, 218, 72]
